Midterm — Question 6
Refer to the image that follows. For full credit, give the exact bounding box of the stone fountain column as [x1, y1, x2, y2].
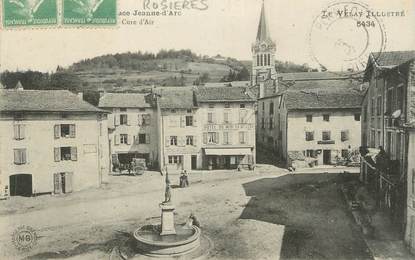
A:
[160, 202, 176, 235]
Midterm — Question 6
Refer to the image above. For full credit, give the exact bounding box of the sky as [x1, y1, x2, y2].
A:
[0, 0, 414, 72]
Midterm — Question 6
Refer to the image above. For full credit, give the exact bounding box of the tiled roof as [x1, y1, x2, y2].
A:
[0, 89, 104, 113]
[196, 86, 256, 103]
[158, 88, 195, 109]
[285, 91, 364, 110]
[204, 81, 250, 88]
[371, 50, 415, 67]
[278, 71, 356, 81]
[98, 93, 152, 108]
[281, 78, 367, 93]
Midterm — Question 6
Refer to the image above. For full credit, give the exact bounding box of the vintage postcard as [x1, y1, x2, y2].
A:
[0, 0, 415, 259]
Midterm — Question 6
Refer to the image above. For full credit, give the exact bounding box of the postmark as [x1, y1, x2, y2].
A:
[62, 0, 117, 25]
[309, 1, 387, 73]
[2, 0, 58, 27]
[11, 225, 38, 251]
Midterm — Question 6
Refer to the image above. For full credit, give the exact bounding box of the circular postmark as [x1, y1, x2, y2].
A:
[309, 1, 387, 73]
[11, 225, 38, 251]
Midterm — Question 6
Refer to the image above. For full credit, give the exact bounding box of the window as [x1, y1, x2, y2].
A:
[120, 108, 127, 112]
[323, 114, 330, 122]
[120, 134, 129, 144]
[54, 147, 77, 161]
[186, 116, 193, 126]
[306, 115, 313, 122]
[13, 148, 27, 165]
[322, 131, 331, 141]
[341, 130, 350, 142]
[239, 110, 247, 123]
[306, 150, 315, 157]
[239, 132, 247, 144]
[54, 124, 76, 138]
[305, 131, 314, 141]
[141, 114, 151, 126]
[13, 124, 25, 140]
[171, 109, 176, 113]
[223, 132, 230, 144]
[120, 114, 128, 125]
[269, 118, 273, 129]
[224, 112, 229, 123]
[269, 102, 274, 115]
[376, 95, 382, 116]
[240, 104, 246, 109]
[170, 136, 178, 146]
[225, 103, 230, 108]
[397, 85, 404, 112]
[386, 89, 393, 115]
[386, 132, 392, 155]
[186, 136, 194, 145]
[139, 108, 146, 112]
[208, 104, 214, 108]
[412, 170, 415, 195]
[207, 132, 218, 144]
[261, 118, 265, 129]
[168, 155, 182, 164]
[262, 102, 265, 111]
[186, 109, 192, 113]
[396, 133, 402, 161]
[208, 113, 214, 123]
[138, 134, 147, 144]
[354, 114, 361, 121]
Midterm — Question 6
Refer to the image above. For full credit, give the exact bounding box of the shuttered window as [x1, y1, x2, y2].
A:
[14, 148, 27, 164]
[305, 131, 314, 141]
[341, 130, 350, 142]
[14, 124, 25, 140]
[54, 147, 77, 161]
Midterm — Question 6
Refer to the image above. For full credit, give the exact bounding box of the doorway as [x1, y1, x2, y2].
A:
[9, 174, 32, 197]
[323, 150, 331, 165]
[54, 172, 73, 194]
[191, 155, 197, 170]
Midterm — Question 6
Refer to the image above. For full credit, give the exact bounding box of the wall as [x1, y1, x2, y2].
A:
[405, 130, 415, 253]
[287, 110, 361, 165]
[0, 112, 109, 195]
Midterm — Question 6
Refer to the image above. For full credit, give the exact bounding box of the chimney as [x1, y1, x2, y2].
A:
[77, 92, 83, 100]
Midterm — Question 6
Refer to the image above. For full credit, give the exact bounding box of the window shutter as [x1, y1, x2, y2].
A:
[69, 124, 76, 138]
[193, 136, 197, 146]
[146, 134, 150, 144]
[126, 135, 131, 145]
[115, 115, 120, 126]
[54, 125, 60, 139]
[239, 132, 243, 143]
[180, 116, 185, 128]
[65, 172, 73, 193]
[54, 173, 61, 194]
[21, 149, 27, 164]
[14, 149, 20, 164]
[193, 116, 197, 126]
[212, 113, 216, 123]
[13, 125, 19, 140]
[178, 136, 185, 147]
[71, 147, 77, 161]
[108, 115, 115, 128]
[215, 132, 220, 144]
[203, 133, 207, 144]
[138, 115, 142, 126]
[165, 136, 170, 147]
[245, 132, 249, 144]
[127, 115, 131, 126]
[20, 125, 25, 139]
[54, 148, 61, 162]
[114, 135, 119, 145]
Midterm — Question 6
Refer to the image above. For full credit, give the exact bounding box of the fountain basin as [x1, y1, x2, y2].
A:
[133, 224, 201, 257]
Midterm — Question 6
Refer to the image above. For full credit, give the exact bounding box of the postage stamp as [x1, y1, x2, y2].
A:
[11, 225, 38, 251]
[309, 0, 387, 73]
[62, 0, 117, 25]
[2, 0, 58, 27]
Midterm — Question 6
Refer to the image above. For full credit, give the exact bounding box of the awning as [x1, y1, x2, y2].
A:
[204, 148, 252, 156]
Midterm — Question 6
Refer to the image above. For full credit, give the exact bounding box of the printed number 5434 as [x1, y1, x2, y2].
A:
[357, 21, 375, 27]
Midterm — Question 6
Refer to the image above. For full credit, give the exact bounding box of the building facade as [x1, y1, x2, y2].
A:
[0, 88, 110, 197]
[98, 93, 159, 169]
[360, 51, 415, 252]
[257, 74, 365, 168]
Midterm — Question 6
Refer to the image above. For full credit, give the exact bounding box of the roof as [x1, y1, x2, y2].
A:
[371, 50, 415, 67]
[285, 91, 364, 110]
[204, 81, 250, 88]
[195, 86, 256, 103]
[98, 93, 152, 108]
[256, 1, 270, 42]
[0, 89, 105, 113]
[158, 88, 195, 109]
[278, 71, 356, 81]
[281, 78, 367, 93]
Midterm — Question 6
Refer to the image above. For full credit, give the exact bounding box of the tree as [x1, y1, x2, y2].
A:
[236, 66, 249, 81]
[50, 72, 82, 91]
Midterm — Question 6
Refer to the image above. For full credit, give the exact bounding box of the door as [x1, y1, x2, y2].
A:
[54, 173, 62, 194]
[191, 155, 197, 170]
[65, 172, 73, 193]
[323, 150, 331, 165]
[225, 156, 231, 169]
[10, 174, 32, 197]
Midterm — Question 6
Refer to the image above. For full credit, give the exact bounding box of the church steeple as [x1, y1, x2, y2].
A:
[251, 0, 277, 90]
[256, 1, 270, 42]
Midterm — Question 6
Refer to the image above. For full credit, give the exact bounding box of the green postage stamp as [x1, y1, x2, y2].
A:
[2, 0, 58, 27]
[63, 0, 117, 25]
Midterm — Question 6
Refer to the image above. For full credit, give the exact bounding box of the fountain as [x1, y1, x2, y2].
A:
[133, 171, 203, 258]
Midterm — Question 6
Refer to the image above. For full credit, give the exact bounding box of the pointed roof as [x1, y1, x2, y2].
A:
[256, 1, 270, 42]
[15, 81, 24, 90]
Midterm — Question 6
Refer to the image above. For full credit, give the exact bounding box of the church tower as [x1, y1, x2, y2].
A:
[251, 1, 277, 87]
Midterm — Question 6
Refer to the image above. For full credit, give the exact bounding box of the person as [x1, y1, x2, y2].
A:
[189, 213, 201, 228]
[180, 170, 189, 188]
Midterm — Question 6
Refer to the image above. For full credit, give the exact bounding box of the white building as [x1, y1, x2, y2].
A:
[0, 88, 110, 197]
[98, 93, 159, 168]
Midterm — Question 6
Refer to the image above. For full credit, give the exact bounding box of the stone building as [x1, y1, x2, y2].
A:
[98, 93, 159, 168]
[0, 87, 110, 197]
[196, 86, 256, 170]
[360, 50, 415, 251]
[257, 73, 365, 168]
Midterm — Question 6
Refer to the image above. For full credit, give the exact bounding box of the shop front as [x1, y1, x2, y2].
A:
[203, 147, 254, 170]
